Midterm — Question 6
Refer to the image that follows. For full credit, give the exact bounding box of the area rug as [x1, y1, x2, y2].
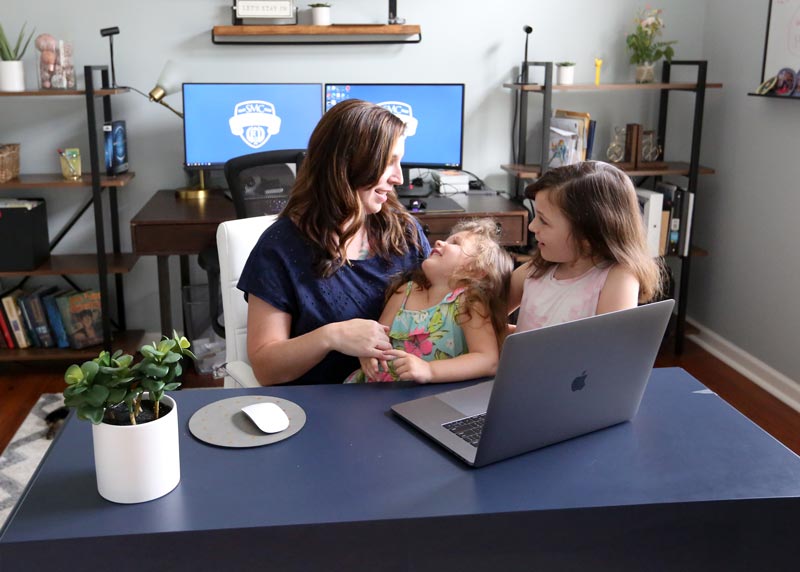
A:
[0, 393, 64, 530]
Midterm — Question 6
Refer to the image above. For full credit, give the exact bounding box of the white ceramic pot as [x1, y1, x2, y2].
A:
[92, 393, 180, 504]
[0, 61, 26, 92]
[311, 6, 331, 26]
[556, 65, 575, 85]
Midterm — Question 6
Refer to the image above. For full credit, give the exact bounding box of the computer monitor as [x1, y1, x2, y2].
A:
[182, 83, 322, 169]
[324, 83, 465, 195]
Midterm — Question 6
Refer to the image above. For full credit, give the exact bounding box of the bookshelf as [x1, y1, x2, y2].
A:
[506, 60, 721, 354]
[0, 66, 138, 358]
[211, 24, 422, 45]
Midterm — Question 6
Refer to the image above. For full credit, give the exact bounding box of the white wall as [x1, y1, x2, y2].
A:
[692, 1, 800, 383]
[17, 1, 782, 370]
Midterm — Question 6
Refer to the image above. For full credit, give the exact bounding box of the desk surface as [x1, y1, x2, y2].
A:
[2, 368, 800, 570]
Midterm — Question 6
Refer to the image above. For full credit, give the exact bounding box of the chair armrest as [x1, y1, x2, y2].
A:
[224, 361, 261, 388]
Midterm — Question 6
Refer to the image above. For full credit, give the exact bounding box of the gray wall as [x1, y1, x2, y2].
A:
[7, 1, 795, 387]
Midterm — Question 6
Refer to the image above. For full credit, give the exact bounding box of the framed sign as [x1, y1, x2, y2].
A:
[761, 0, 800, 82]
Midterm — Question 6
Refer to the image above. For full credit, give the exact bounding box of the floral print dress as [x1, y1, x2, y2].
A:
[344, 282, 467, 383]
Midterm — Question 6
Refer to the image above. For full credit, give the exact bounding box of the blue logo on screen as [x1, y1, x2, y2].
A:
[228, 100, 282, 149]
[377, 101, 418, 137]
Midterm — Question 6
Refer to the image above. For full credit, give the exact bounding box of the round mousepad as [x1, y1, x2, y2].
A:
[188, 395, 306, 448]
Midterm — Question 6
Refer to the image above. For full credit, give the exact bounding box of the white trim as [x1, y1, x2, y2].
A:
[687, 318, 800, 413]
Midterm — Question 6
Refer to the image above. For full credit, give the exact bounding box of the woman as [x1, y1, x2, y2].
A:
[238, 99, 431, 385]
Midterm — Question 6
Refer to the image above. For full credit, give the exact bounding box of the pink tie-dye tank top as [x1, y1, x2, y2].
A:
[516, 264, 612, 332]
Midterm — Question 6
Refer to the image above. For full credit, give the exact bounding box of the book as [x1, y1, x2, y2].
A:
[28, 286, 58, 348]
[547, 126, 579, 168]
[635, 189, 664, 258]
[668, 188, 684, 256]
[679, 191, 695, 257]
[17, 293, 41, 348]
[103, 119, 129, 175]
[1, 290, 31, 348]
[59, 290, 103, 349]
[659, 210, 670, 257]
[42, 288, 71, 349]
[0, 301, 15, 348]
[554, 109, 591, 160]
[585, 119, 597, 160]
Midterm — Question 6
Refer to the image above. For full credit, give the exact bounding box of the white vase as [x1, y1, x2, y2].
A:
[635, 62, 656, 84]
[556, 66, 575, 85]
[0, 61, 26, 92]
[92, 393, 180, 504]
[311, 6, 331, 26]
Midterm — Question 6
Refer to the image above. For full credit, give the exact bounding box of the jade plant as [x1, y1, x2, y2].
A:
[63, 332, 195, 425]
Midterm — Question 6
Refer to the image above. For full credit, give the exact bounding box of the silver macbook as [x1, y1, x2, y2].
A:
[391, 299, 675, 467]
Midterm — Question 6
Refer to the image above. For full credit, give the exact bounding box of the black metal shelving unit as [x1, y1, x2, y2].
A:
[504, 60, 717, 354]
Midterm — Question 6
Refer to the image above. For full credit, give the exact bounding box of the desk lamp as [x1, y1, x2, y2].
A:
[148, 60, 184, 119]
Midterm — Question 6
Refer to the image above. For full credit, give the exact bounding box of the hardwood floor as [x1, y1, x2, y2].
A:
[2, 339, 799, 456]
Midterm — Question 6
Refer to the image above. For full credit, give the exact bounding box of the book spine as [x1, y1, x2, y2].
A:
[29, 293, 55, 348]
[0, 302, 15, 348]
[668, 189, 684, 256]
[42, 293, 70, 348]
[680, 191, 695, 258]
[2, 294, 30, 348]
[56, 293, 79, 348]
[17, 294, 41, 348]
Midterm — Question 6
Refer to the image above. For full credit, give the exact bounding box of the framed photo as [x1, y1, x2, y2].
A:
[760, 0, 800, 83]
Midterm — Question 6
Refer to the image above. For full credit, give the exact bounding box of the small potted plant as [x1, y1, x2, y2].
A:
[625, 7, 676, 83]
[309, 3, 332, 26]
[63, 331, 195, 504]
[555, 62, 576, 85]
[0, 21, 35, 92]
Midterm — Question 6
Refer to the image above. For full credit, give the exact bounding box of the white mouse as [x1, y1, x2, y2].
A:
[241, 402, 290, 434]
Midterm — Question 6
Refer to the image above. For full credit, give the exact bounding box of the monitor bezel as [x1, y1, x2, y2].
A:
[324, 82, 465, 171]
[182, 82, 323, 171]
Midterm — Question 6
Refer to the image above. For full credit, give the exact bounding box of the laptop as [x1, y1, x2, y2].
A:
[391, 299, 674, 467]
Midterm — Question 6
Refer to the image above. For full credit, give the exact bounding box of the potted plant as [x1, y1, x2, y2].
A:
[555, 62, 576, 86]
[63, 331, 196, 504]
[0, 22, 35, 92]
[309, 3, 332, 26]
[625, 7, 676, 83]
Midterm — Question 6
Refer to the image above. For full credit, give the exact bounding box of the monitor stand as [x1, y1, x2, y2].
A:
[176, 169, 210, 200]
[395, 166, 432, 198]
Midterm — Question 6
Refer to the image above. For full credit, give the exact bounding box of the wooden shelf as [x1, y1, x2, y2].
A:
[0, 329, 146, 363]
[0, 87, 129, 97]
[0, 253, 139, 277]
[212, 24, 421, 44]
[504, 82, 723, 92]
[0, 172, 135, 189]
[501, 162, 715, 179]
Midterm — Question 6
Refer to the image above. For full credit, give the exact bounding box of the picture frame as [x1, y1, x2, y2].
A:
[760, 0, 800, 83]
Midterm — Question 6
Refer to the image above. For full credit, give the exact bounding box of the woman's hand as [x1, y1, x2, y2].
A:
[328, 319, 392, 359]
[384, 349, 433, 383]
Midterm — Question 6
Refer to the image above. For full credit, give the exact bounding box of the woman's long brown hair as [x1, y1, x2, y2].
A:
[282, 99, 423, 277]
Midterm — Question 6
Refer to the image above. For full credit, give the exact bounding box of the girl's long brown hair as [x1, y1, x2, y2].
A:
[282, 99, 423, 277]
[525, 161, 663, 302]
[386, 218, 514, 350]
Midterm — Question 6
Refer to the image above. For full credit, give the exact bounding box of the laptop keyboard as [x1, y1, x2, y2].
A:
[442, 413, 486, 447]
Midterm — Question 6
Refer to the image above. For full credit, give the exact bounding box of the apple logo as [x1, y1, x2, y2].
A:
[571, 370, 588, 392]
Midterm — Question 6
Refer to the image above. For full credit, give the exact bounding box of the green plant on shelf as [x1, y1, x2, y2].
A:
[0, 22, 35, 61]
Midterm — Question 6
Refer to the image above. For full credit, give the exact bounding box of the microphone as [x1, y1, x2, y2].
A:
[522, 25, 533, 83]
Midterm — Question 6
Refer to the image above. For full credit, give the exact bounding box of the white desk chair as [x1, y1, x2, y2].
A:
[216, 214, 278, 387]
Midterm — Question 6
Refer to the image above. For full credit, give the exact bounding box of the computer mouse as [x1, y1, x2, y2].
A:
[241, 402, 290, 434]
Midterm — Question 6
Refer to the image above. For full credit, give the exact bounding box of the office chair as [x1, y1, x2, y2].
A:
[216, 214, 278, 387]
[198, 149, 306, 339]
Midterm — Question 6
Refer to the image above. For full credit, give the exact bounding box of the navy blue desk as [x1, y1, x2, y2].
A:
[2, 368, 800, 571]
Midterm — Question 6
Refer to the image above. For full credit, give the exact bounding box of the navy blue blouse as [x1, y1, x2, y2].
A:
[237, 216, 431, 385]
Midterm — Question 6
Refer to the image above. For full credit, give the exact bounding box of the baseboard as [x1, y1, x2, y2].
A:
[687, 317, 800, 413]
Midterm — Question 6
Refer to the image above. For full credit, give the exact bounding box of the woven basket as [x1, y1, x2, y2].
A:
[0, 144, 20, 183]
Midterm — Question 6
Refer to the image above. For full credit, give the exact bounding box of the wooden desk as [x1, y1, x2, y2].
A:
[3, 369, 800, 570]
[130, 190, 528, 336]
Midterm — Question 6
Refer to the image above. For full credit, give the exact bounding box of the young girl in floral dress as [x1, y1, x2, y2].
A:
[345, 218, 513, 384]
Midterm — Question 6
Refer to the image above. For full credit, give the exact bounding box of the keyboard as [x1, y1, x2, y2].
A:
[442, 413, 486, 447]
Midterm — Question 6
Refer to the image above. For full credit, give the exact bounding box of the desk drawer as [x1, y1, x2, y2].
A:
[416, 213, 527, 246]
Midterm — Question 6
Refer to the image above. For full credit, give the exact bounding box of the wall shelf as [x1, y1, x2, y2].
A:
[211, 24, 422, 45]
[504, 82, 723, 93]
[0, 254, 139, 278]
[0, 172, 134, 189]
[0, 329, 145, 362]
[0, 88, 129, 98]
[501, 162, 715, 179]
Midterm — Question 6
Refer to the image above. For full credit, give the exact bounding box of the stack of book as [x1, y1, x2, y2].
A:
[0, 288, 103, 350]
[431, 170, 470, 194]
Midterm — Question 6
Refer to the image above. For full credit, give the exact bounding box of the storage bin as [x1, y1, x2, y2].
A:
[0, 143, 20, 183]
[0, 198, 50, 271]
